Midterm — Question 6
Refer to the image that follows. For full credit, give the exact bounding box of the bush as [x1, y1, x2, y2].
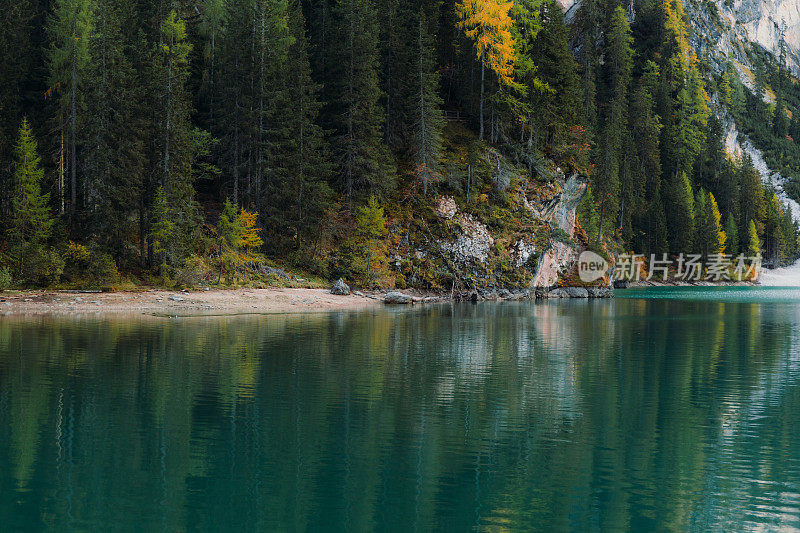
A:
[21, 248, 64, 286]
[0, 267, 11, 290]
[176, 255, 210, 286]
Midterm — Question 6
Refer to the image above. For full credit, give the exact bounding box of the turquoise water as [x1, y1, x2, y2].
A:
[2, 290, 800, 531]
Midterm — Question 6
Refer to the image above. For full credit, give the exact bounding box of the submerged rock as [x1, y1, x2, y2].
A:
[384, 291, 414, 304]
[331, 278, 351, 296]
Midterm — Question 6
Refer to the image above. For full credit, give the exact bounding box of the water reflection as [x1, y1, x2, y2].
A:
[1, 297, 800, 531]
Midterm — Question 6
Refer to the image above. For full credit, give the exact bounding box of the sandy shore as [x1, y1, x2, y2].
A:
[0, 288, 382, 316]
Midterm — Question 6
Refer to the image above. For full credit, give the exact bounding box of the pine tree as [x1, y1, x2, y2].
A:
[47, 0, 93, 219]
[8, 119, 55, 277]
[456, 0, 515, 139]
[628, 61, 662, 248]
[332, 0, 396, 197]
[773, 99, 789, 139]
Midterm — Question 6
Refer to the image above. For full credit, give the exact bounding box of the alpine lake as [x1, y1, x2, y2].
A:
[3, 286, 800, 531]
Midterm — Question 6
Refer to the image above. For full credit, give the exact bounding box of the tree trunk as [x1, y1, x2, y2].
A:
[70, 40, 77, 217]
[479, 52, 485, 140]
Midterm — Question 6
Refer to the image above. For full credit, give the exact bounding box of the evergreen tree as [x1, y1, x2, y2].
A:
[8, 119, 55, 277]
[524, 0, 581, 153]
[694, 188, 725, 259]
[773, 99, 789, 139]
[409, 8, 445, 195]
[332, 0, 396, 197]
[0, 0, 36, 226]
[264, 2, 334, 251]
[629, 61, 663, 252]
[667, 171, 694, 253]
[82, 0, 148, 257]
[739, 154, 764, 241]
[149, 11, 200, 265]
[724, 213, 738, 256]
[47, 0, 93, 219]
[594, 6, 632, 242]
[745, 218, 760, 257]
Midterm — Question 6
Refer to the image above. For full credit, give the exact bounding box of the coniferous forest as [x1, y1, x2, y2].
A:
[2, 0, 800, 288]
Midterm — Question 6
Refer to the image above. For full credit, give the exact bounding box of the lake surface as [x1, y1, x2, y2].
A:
[2, 289, 800, 531]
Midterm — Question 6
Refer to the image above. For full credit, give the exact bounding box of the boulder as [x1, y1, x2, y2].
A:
[330, 278, 351, 296]
[547, 287, 589, 298]
[384, 291, 414, 304]
[168, 295, 185, 302]
[587, 287, 614, 298]
[562, 287, 589, 298]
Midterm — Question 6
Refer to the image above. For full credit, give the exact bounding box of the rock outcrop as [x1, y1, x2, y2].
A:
[331, 278, 351, 296]
[532, 173, 588, 288]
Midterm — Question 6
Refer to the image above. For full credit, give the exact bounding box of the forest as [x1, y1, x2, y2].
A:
[2, 0, 800, 288]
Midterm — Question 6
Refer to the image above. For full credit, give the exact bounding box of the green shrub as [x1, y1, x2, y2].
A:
[0, 267, 11, 290]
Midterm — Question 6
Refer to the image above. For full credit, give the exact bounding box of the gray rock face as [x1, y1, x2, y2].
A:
[548, 287, 589, 298]
[587, 287, 614, 298]
[384, 291, 413, 304]
[331, 278, 351, 296]
[439, 213, 494, 264]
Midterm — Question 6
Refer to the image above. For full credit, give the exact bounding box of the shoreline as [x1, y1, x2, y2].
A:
[0, 288, 383, 316]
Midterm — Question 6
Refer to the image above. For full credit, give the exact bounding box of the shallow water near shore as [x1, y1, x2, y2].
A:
[2, 288, 800, 531]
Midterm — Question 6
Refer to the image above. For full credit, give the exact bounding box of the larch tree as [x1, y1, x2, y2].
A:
[456, 0, 515, 140]
[8, 119, 54, 277]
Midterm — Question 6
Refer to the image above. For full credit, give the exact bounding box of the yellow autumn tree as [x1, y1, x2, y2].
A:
[217, 199, 264, 283]
[456, 0, 515, 139]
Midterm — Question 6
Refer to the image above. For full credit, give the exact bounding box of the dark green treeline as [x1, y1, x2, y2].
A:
[1, 0, 800, 285]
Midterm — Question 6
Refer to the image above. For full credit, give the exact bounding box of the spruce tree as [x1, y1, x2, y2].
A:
[409, 8, 445, 195]
[594, 6, 632, 242]
[668, 171, 694, 254]
[526, 0, 582, 152]
[694, 189, 725, 259]
[739, 154, 764, 241]
[47, 0, 93, 219]
[331, 0, 396, 197]
[82, 0, 148, 257]
[724, 213, 739, 256]
[264, 2, 334, 251]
